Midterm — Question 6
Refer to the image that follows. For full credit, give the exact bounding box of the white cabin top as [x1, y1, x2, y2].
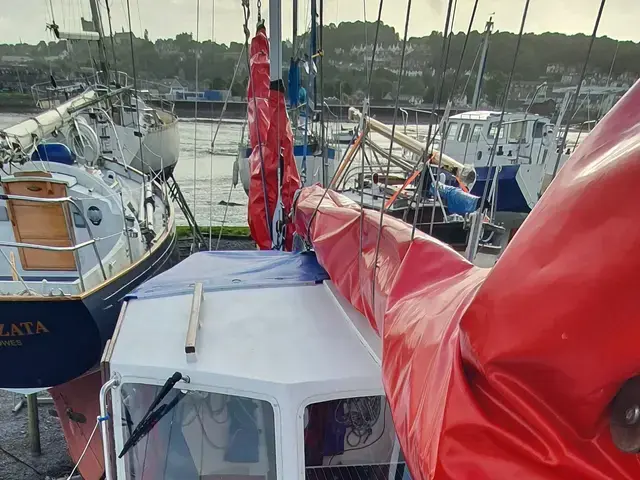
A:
[103, 252, 405, 480]
[449, 110, 546, 122]
[109, 252, 382, 396]
[450, 110, 502, 121]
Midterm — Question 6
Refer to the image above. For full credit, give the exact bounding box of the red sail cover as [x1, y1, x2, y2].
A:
[294, 81, 640, 479]
[246, 26, 300, 250]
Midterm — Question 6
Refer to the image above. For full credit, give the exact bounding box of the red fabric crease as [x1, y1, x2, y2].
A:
[294, 80, 640, 479]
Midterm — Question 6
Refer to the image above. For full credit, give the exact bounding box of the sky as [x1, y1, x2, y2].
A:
[0, 0, 638, 46]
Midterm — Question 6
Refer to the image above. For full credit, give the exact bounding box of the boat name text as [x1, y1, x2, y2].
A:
[0, 322, 50, 337]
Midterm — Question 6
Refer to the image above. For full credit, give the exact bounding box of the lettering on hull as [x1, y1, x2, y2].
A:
[0, 340, 22, 347]
[0, 322, 50, 338]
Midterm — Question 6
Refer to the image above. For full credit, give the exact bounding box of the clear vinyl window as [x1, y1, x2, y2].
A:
[119, 383, 278, 479]
[303, 395, 410, 479]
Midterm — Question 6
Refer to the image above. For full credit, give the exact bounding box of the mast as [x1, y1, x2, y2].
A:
[89, 0, 110, 82]
[319, 0, 327, 185]
[310, 0, 318, 103]
[472, 16, 492, 109]
[292, 0, 298, 55]
[269, 0, 283, 84]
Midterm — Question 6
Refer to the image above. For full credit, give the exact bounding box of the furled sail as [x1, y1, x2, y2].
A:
[293, 80, 640, 479]
[246, 24, 300, 250]
[0, 90, 97, 163]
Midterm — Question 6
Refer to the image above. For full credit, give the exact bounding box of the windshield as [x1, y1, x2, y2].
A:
[303, 395, 409, 479]
[119, 383, 278, 479]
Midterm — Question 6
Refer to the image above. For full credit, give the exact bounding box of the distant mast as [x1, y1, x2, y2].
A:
[472, 16, 493, 109]
[269, 0, 283, 87]
[89, 0, 110, 82]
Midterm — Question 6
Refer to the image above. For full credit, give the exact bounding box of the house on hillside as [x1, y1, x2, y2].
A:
[382, 92, 422, 105]
[1, 56, 33, 65]
[545, 64, 565, 75]
[510, 80, 548, 101]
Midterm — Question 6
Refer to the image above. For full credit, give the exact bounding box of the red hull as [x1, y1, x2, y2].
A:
[50, 370, 104, 480]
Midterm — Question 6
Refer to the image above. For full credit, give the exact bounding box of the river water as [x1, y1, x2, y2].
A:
[0, 113, 250, 227]
[0, 112, 584, 228]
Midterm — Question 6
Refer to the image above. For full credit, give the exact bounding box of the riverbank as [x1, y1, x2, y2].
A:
[0, 93, 40, 113]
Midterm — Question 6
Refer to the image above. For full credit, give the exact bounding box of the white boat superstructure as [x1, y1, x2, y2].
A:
[435, 110, 570, 220]
[443, 110, 557, 167]
[0, 158, 173, 296]
[0, 95, 179, 392]
[99, 251, 410, 480]
[31, 74, 180, 176]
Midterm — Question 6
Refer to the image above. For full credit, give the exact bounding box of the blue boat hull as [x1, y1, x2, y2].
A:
[472, 165, 531, 214]
[0, 229, 179, 389]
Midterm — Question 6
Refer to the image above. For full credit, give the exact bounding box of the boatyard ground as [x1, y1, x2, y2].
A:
[0, 233, 255, 480]
[0, 390, 73, 479]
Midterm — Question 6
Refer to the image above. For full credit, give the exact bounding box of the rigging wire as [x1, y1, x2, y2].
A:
[477, 0, 532, 217]
[359, 0, 384, 273]
[208, 0, 216, 250]
[125, 0, 147, 226]
[409, 0, 455, 241]
[551, 0, 607, 179]
[104, 0, 119, 74]
[450, 0, 480, 98]
[362, 0, 369, 86]
[425, 0, 459, 237]
[193, 0, 201, 222]
[302, 0, 384, 241]
[209, 48, 247, 250]
[48, 0, 57, 24]
[241, 0, 273, 244]
[443, 0, 458, 80]
[399, 0, 475, 232]
[597, 39, 618, 121]
[459, 41, 482, 104]
[319, 0, 327, 186]
[370, 0, 413, 319]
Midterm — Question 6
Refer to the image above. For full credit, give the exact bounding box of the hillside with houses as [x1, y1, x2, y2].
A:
[0, 21, 638, 113]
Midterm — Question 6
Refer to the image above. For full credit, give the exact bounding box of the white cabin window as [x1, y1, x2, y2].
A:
[508, 121, 526, 143]
[457, 123, 471, 142]
[488, 122, 505, 140]
[446, 122, 459, 141]
[303, 396, 409, 479]
[533, 121, 545, 138]
[119, 384, 278, 480]
[470, 124, 483, 142]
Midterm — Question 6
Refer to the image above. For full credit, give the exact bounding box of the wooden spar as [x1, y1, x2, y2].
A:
[347, 107, 477, 186]
[330, 131, 366, 189]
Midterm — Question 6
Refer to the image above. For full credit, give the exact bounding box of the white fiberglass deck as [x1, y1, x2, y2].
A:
[111, 278, 382, 395]
[104, 251, 398, 480]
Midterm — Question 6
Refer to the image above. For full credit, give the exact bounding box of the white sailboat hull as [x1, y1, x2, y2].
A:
[237, 144, 338, 195]
[115, 115, 180, 175]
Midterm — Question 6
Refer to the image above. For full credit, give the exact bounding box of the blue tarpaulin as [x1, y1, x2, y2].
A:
[128, 251, 329, 300]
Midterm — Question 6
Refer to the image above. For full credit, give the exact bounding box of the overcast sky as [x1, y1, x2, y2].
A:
[1, 0, 638, 45]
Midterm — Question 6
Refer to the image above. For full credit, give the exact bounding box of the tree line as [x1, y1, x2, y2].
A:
[1, 21, 637, 105]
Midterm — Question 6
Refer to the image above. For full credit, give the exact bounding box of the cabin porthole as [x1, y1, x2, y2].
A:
[87, 206, 103, 226]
